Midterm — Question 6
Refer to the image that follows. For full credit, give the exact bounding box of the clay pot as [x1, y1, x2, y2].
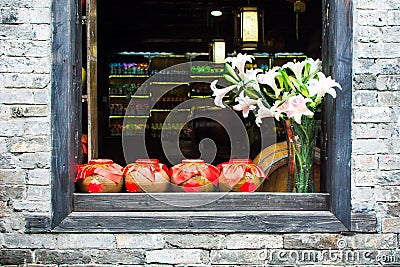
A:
[123, 159, 170, 193]
[217, 159, 266, 192]
[170, 159, 219, 192]
[75, 159, 124, 193]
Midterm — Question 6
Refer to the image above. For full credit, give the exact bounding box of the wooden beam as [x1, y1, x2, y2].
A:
[87, 0, 98, 159]
[50, 0, 80, 228]
[54, 211, 348, 233]
[321, 0, 353, 230]
[351, 213, 377, 233]
[73, 192, 330, 212]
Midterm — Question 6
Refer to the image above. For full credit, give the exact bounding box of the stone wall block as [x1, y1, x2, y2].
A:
[91, 249, 145, 265]
[382, 218, 400, 233]
[146, 249, 208, 264]
[10, 105, 49, 117]
[283, 234, 340, 250]
[352, 139, 387, 155]
[378, 92, 400, 106]
[164, 234, 225, 249]
[209, 250, 266, 265]
[375, 186, 400, 201]
[0, 168, 26, 185]
[353, 74, 377, 89]
[225, 234, 283, 249]
[352, 123, 392, 139]
[388, 10, 400, 26]
[18, 152, 50, 169]
[116, 234, 165, 249]
[353, 107, 391, 123]
[35, 250, 92, 265]
[357, 10, 388, 26]
[55, 234, 116, 249]
[376, 75, 400, 90]
[10, 136, 50, 153]
[0, 249, 33, 265]
[353, 91, 378, 106]
[27, 169, 50, 185]
[379, 155, 400, 170]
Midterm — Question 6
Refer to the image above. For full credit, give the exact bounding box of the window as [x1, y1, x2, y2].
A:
[25, 0, 377, 233]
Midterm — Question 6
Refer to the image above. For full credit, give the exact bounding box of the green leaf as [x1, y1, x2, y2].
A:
[223, 74, 239, 85]
[244, 88, 260, 100]
[225, 63, 240, 82]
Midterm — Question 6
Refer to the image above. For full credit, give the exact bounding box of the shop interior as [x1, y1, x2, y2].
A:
[82, 0, 322, 171]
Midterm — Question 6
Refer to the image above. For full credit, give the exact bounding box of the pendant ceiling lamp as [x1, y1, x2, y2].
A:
[234, 5, 265, 51]
[286, 0, 307, 40]
[210, 0, 222, 17]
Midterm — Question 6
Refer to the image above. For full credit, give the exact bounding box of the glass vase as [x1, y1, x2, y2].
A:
[284, 117, 320, 193]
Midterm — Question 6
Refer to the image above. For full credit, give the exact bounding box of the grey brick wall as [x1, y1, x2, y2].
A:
[352, 0, 400, 235]
[0, 0, 399, 266]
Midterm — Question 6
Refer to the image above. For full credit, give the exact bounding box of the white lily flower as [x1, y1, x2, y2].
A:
[210, 80, 236, 108]
[305, 58, 322, 75]
[232, 91, 257, 118]
[257, 67, 282, 97]
[244, 69, 263, 91]
[225, 53, 254, 79]
[282, 60, 307, 81]
[307, 72, 342, 102]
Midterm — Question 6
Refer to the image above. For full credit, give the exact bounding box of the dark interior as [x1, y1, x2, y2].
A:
[89, 0, 322, 166]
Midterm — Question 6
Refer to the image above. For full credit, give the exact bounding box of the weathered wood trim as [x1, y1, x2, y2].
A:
[50, 0, 81, 228]
[87, 0, 98, 159]
[351, 213, 377, 233]
[44, 0, 359, 234]
[25, 216, 51, 233]
[54, 211, 347, 233]
[73, 192, 330, 212]
[321, 0, 352, 229]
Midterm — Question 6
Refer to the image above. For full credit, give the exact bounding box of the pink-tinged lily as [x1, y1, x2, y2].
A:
[233, 91, 257, 118]
[282, 60, 307, 81]
[270, 99, 288, 121]
[257, 67, 282, 97]
[210, 80, 236, 108]
[225, 53, 254, 79]
[285, 95, 314, 124]
[307, 72, 342, 102]
[255, 99, 274, 126]
[305, 58, 322, 75]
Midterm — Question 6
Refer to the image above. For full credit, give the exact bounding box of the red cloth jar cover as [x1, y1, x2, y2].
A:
[75, 159, 124, 193]
[217, 159, 267, 192]
[123, 159, 170, 193]
[170, 159, 219, 192]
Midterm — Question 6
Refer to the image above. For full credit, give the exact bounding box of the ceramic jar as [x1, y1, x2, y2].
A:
[75, 159, 124, 193]
[217, 159, 267, 192]
[123, 159, 170, 193]
[170, 159, 219, 192]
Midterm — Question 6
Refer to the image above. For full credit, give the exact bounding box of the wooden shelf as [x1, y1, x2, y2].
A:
[109, 115, 150, 119]
[109, 74, 149, 78]
[109, 95, 151, 99]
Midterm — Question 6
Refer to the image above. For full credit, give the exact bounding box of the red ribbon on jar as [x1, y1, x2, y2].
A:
[123, 159, 170, 193]
[75, 159, 124, 183]
[75, 159, 124, 193]
[170, 159, 219, 192]
[217, 159, 267, 192]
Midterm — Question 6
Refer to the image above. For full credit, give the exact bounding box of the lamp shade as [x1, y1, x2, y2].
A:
[210, 39, 226, 63]
[234, 6, 265, 51]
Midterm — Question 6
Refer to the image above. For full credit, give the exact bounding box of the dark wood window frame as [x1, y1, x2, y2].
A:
[25, 0, 376, 233]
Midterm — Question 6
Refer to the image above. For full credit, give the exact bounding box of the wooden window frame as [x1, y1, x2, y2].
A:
[25, 0, 376, 233]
